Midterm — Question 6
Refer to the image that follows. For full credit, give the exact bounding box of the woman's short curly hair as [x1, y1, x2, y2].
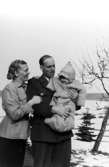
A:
[7, 59, 27, 80]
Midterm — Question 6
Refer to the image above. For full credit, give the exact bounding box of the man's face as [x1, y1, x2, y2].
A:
[41, 57, 55, 79]
[16, 64, 29, 83]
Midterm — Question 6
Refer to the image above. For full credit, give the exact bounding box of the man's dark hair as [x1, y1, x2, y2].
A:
[39, 55, 52, 66]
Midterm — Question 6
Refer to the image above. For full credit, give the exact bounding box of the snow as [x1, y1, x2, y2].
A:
[71, 138, 109, 167]
[71, 100, 109, 167]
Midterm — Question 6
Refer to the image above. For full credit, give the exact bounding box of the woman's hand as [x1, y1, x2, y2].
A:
[28, 96, 42, 106]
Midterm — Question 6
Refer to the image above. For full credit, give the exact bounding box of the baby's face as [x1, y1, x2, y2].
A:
[59, 75, 71, 84]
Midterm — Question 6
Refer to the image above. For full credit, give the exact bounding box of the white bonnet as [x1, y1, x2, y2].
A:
[58, 61, 75, 81]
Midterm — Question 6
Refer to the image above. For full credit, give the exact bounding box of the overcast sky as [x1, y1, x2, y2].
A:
[0, 0, 109, 92]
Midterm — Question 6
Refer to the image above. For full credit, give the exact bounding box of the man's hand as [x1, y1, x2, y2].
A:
[63, 107, 70, 119]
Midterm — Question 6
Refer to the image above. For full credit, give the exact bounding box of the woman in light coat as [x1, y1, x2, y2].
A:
[0, 59, 41, 167]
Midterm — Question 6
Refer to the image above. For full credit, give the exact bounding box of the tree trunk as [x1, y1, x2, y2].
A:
[91, 107, 109, 153]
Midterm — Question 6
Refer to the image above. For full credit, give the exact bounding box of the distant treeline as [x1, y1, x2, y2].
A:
[86, 93, 109, 101]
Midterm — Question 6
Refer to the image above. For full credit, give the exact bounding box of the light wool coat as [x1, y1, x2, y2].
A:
[0, 81, 33, 139]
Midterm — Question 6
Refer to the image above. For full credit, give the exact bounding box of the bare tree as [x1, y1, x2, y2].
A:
[81, 48, 109, 153]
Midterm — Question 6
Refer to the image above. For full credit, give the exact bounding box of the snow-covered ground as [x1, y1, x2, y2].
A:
[71, 100, 109, 167]
[71, 138, 109, 167]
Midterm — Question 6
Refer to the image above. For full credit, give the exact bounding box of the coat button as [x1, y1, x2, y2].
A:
[40, 93, 44, 96]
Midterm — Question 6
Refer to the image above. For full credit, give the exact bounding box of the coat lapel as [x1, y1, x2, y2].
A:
[39, 75, 49, 88]
[39, 75, 55, 93]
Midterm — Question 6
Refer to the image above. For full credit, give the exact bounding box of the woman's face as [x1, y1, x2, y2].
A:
[15, 64, 29, 83]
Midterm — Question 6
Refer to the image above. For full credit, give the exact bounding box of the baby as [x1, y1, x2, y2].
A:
[44, 61, 86, 132]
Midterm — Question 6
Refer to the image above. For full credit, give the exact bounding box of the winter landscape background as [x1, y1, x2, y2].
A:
[1, 0, 109, 166]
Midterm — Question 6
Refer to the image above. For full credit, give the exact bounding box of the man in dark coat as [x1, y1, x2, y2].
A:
[26, 55, 80, 167]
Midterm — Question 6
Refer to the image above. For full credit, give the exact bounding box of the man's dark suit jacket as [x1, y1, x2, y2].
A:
[26, 75, 73, 143]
